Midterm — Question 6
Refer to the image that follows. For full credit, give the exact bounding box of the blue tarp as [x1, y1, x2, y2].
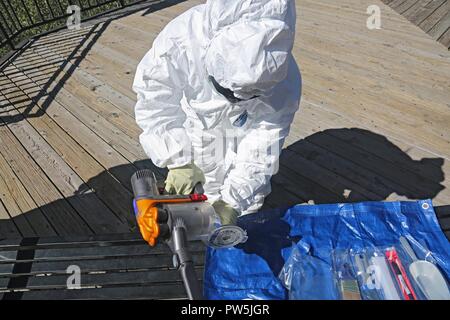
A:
[204, 199, 450, 300]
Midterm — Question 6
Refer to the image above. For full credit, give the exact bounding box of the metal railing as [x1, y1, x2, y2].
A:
[0, 0, 149, 62]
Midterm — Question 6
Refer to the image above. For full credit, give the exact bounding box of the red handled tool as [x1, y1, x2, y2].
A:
[385, 248, 417, 300]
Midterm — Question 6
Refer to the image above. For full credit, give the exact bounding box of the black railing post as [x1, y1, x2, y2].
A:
[44, 0, 56, 19]
[19, 0, 36, 25]
[0, 1, 20, 32]
[31, 0, 46, 22]
[0, 22, 14, 50]
[54, 0, 66, 16]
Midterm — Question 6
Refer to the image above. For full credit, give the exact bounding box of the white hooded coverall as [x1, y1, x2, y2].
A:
[133, 0, 301, 215]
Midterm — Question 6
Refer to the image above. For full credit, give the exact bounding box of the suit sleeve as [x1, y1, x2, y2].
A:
[133, 34, 192, 169]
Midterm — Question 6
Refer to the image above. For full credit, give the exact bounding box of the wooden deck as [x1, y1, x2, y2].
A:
[0, 0, 449, 238]
[381, 0, 450, 49]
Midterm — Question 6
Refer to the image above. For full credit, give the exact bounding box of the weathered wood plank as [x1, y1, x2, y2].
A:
[1, 75, 136, 230]
[0, 124, 92, 236]
[297, 3, 450, 98]
[13, 50, 148, 166]
[65, 67, 136, 118]
[0, 150, 44, 238]
[2, 67, 135, 232]
[419, 1, 450, 33]
[409, 0, 447, 24]
[437, 215, 450, 231]
[1, 64, 140, 227]
[326, 129, 445, 184]
[390, 0, 414, 11]
[0, 75, 90, 236]
[0, 82, 58, 237]
[301, 0, 449, 65]
[293, 55, 450, 161]
[396, 0, 422, 14]
[428, 10, 450, 40]
[403, 0, 438, 20]
[438, 25, 450, 46]
[15, 32, 166, 178]
[297, 8, 449, 85]
[0, 78, 130, 235]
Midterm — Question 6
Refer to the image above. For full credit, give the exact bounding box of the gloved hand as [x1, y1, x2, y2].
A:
[165, 162, 205, 195]
[212, 200, 239, 225]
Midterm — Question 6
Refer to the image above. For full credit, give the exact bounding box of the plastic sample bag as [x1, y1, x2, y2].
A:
[279, 242, 339, 299]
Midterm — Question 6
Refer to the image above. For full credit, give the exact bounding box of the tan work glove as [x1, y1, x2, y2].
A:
[212, 200, 239, 225]
[165, 162, 205, 195]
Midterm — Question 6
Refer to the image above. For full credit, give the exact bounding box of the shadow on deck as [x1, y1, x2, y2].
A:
[1, 127, 447, 241]
[0, 0, 449, 241]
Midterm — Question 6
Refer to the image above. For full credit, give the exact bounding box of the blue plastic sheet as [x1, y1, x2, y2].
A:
[203, 199, 450, 300]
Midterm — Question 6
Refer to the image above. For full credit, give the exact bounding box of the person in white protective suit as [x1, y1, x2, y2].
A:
[133, 0, 301, 225]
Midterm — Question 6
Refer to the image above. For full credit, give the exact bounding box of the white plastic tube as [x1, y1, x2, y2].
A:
[370, 256, 401, 300]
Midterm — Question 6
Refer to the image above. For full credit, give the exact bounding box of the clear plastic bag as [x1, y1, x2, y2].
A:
[336, 246, 417, 300]
[398, 236, 450, 300]
[333, 249, 362, 300]
[279, 242, 339, 300]
[351, 248, 385, 300]
[367, 247, 404, 300]
[279, 237, 449, 300]
[338, 242, 445, 300]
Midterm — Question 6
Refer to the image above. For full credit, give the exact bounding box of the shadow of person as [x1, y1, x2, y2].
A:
[239, 127, 445, 277]
[265, 127, 445, 207]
